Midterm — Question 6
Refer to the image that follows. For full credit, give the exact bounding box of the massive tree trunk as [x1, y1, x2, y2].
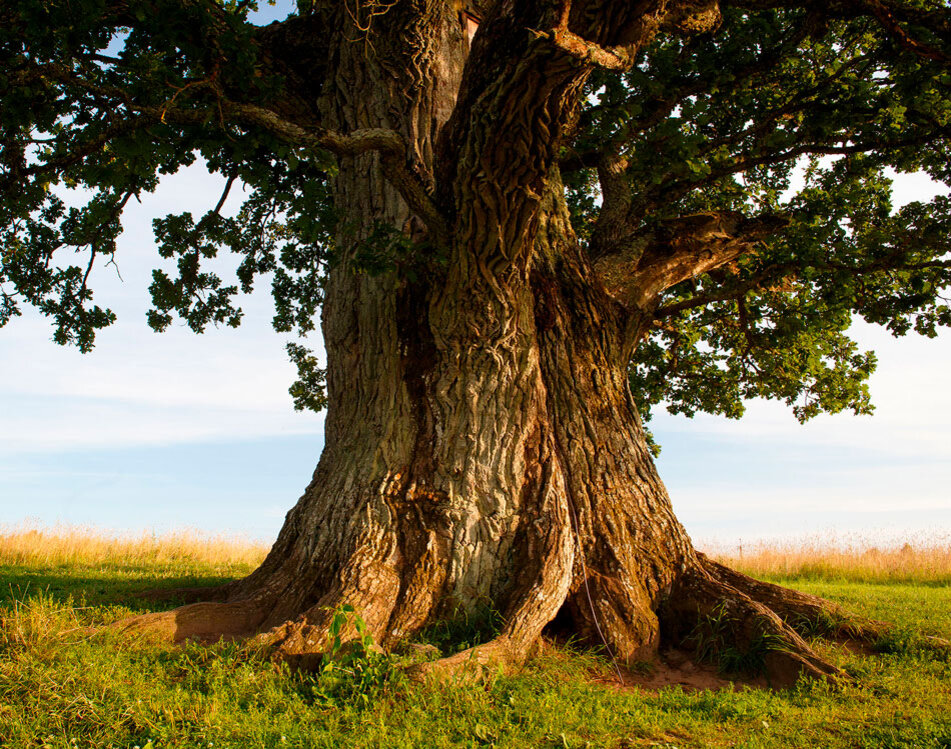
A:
[120, 1, 861, 685]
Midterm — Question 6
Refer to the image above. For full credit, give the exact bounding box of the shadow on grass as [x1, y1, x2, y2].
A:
[0, 564, 237, 613]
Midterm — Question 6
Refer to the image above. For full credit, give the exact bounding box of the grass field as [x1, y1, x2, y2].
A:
[1, 525, 950, 748]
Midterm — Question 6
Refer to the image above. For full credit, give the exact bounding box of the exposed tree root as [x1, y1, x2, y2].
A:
[249, 619, 338, 670]
[661, 556, 844, 687]
[405, 637, 520, 682]
[105, 546, 949, 693]
[698, 553, 888, 642]
[695, 554, 951, 659]
[114, 601, 266, 645]
[920, 635, 951, 655]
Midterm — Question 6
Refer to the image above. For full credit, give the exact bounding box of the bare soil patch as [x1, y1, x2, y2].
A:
[593, 649, 771, 692]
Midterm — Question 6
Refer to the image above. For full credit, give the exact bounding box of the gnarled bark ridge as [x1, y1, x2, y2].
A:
[118, 1, 868, 687]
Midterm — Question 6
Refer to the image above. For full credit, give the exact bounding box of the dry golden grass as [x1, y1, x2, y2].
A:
[706, 533, 951, 584]
[0, 521, 269, 569]
[3, 523, 949, 584]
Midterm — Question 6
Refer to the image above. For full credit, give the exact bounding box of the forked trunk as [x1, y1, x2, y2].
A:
[120, 3, 862, 686]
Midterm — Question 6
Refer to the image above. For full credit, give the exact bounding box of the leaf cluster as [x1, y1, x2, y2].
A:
[308, 603, 403, 708]
[0, 0, 332, 344]
[566, 4, 951, 425]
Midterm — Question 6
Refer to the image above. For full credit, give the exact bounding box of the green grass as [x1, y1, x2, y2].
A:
[1, 552, 950, 747]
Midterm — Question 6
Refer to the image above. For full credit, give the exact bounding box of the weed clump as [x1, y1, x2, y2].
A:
[414, 604, 504, 656]
[686, 603, 791, 677]
[304, 604, 404, 709]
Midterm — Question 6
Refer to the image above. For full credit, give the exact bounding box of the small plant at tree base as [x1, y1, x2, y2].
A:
[788, 608, 864, 642]
[633, 659, 657, 676]
[308, 604, 402, 708]
[719, 629, 793, 677]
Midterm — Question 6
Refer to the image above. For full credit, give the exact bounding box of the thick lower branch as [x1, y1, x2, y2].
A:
[17, 61, 448, 246]
[592, 211, 789, 311]
[226, 106, 449, 243]
[533, 26, 635, 70]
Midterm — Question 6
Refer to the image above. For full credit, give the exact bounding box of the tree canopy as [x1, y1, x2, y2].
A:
[2, 0, 950, 429]
[7, 0, 951, 685]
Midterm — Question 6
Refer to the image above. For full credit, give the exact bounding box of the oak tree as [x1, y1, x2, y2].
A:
[3, 0, 950, 683]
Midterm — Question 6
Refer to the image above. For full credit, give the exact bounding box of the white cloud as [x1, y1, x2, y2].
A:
[3, 316, 312, 410]
[654, 321, 951, 460]
[1, 395, 323, 452]
[675, 476, 950, 516]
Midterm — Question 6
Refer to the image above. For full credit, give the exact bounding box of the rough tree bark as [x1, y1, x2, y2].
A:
[120, 0, 875, 686]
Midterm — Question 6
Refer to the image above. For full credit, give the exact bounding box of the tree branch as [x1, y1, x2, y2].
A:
[587, 152, 633, 260]
[533, 27, 636, 70]
[724, 0, 951, 63]
[592, 212, 789, 310]
[531, 0, 721, 71]
[653, 250, 951, 320]
[80, 188, 136, 297]
[179, 102, 450, 245]
[644, 129, 951, 215]
[531, 1, 637, 70]
[653, 264, 797, 318]
[9, 61, 449, 246]
[861, 0, 950, 63]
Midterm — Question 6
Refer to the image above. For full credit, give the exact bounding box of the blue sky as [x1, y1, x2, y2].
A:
[1, 5, 949, 549]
